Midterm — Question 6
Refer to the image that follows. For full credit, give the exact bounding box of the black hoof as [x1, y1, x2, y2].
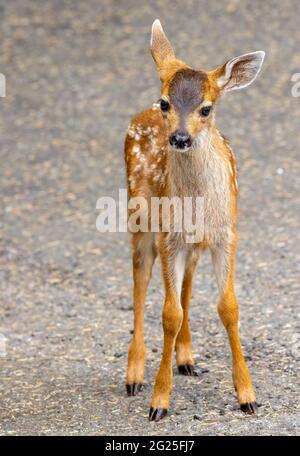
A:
[240, 402, 258, 415]
[149, 407, 168, 422]
[178, 364, 199, 376]
[126, 383, 143, 396]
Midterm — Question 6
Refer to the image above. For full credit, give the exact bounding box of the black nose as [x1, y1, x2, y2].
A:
[169, 132, 192, 149]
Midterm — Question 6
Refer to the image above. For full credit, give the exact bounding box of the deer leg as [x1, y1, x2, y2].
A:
[149, 245, 185, 421]
[175, 248, 199, 376]
[126, 233, 156, 396]
[211, 240, 257, 414]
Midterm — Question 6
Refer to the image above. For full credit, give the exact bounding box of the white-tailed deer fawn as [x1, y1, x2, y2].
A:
[124, 19, 265, 422]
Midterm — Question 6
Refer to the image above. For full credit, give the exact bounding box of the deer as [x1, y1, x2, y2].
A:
[124, 19, 265, 422]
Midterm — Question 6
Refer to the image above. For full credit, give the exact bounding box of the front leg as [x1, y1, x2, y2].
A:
[175, 248, 200, 376]
[149, 240, 186, 421]
[211, 239, 258, 414]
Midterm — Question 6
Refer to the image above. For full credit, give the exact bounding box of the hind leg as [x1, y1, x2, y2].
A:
[126, 233, 156, 396]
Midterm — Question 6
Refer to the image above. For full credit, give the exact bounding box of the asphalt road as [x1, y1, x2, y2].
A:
[0, 0, 299, 435]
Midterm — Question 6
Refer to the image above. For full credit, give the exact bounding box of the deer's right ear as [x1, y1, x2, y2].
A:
[150, 19, 176, 79]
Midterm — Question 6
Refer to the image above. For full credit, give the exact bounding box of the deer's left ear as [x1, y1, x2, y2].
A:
[211, 51, 265, 92]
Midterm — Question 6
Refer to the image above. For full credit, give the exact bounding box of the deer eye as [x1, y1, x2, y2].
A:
[160, 99, 170, 112]
[200, 106, 211, 117]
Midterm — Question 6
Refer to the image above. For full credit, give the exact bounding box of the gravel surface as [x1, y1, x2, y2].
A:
[0, 0, 299, 436]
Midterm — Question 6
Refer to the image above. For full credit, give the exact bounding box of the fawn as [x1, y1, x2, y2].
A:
[124, 19, 265, 422]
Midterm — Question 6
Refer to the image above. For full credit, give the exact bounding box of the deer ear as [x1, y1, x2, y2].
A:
[150, 19, 176, 77]
[212, 51, 265, 92]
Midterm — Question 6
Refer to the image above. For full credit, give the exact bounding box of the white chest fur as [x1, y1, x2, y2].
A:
[168, 130, 233, 246]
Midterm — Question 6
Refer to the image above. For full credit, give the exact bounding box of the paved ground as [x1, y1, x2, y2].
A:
[0, 0, 299, 436]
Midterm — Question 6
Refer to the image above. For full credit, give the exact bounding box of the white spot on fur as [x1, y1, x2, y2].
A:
[150, 134, 160, 156]
[136, 126, 151, 136]
[152, 126, 159, 136]
[152, 102, 160, 110]
[128, 175, 136, 190]
[134, 164, 142, 173]
[132, 143, 141, 155]
[127, 125, 136, 138]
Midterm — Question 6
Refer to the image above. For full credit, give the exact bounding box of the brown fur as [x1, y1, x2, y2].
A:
[125, 20, 264, 421]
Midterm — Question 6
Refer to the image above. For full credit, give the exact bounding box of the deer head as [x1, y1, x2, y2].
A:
[151, 19, 265, 151]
